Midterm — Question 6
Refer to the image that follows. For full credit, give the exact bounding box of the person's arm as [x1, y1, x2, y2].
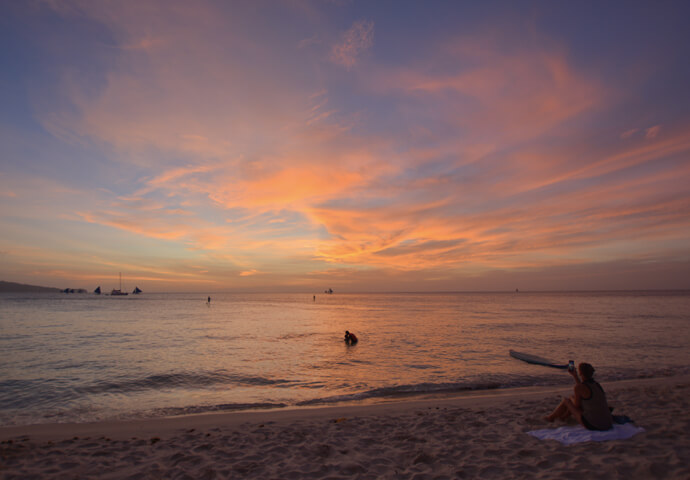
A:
[570, 368, 585, 408]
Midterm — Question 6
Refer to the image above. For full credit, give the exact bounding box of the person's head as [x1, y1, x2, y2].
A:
[345, 330, 350, 335]
[578, 362, 595, 380]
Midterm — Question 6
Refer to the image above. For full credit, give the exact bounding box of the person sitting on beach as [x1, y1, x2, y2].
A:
[546, 362, 613, 431]
[344, 331, 358, 344]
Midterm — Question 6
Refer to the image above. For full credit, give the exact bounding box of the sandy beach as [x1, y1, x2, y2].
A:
[1, 375, 688, 479]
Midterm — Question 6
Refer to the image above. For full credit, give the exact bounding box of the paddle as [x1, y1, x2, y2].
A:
[509, 349, 568, 369]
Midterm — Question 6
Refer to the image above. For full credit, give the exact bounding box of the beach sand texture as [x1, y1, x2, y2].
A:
[1, 376, 688, 479]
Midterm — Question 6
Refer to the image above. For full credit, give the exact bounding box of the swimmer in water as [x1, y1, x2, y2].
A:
[344, 330, 358, 344]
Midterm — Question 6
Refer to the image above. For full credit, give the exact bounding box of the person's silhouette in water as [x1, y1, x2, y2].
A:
[344, 330, 358, 345]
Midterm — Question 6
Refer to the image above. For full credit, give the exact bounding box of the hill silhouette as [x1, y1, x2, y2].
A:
[0, 281, 60, 293]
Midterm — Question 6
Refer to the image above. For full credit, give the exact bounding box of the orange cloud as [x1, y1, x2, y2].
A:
[211, 164, 364, 209]
[304, 125, 690, 271]
[239, 269, 259, 276]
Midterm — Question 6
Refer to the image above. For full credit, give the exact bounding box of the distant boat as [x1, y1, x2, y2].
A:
[111, 272, 128, 296]
[94, 286, 101, 295]
[132, 286, 142, 294]
[63, 288, 87, 294]
[324, 288, 333, 294]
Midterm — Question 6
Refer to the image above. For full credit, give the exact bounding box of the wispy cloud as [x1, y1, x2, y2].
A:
[646, 125, 662, 139]
[330, 19, 374, 69]
[621, 125, 663, 140]
[298, 34, 320, 49]
[369, 40, 604, 145]
[621, 128, 639, 139]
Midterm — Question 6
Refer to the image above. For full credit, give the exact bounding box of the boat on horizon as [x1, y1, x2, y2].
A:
[111, 273, 128, 296]
[94, 286, 101, 295]
[132, 286, 142, 294]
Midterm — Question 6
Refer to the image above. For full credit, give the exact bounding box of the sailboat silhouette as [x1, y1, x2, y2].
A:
[111, 272, 128, 296]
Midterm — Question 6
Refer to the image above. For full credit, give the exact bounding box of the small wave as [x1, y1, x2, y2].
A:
[75, 371, 294, 395]
[152, 402, 288, 417]
[0, 371, 298, 409]
[0, 334, 32, 341]
[292, 367, 690, 408]
[277, 332, 319, 340]
[295, 380, 510, 407]
[405, 364, 436, 370]
[53, 361, 102, 371]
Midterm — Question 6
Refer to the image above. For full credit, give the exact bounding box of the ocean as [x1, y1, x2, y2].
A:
[1, 291, 689, 426]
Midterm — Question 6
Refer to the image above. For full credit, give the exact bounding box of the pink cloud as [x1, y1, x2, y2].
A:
[372, 47, 605, 146]
[298, 34, 320, 49]
[621, 128, 639, 139]
[37, 2, 315, 167]
[330, 19, 374, 69]
[646, 125, 662, 139]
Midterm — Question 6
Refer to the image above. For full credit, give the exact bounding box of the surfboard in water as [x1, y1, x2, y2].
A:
[509, 349, 568, 369]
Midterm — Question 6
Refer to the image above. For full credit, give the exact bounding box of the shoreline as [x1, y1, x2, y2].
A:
[2, 374, 687, 442]
[2, 375, 688, 479]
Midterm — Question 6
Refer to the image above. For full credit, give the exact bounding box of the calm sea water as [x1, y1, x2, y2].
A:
[1, 291, 689, 426]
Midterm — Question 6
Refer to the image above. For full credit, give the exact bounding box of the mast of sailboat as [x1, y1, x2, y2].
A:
[119, 272, 122, 291]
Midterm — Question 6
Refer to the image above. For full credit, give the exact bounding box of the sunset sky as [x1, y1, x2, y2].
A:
[1, 1, 689, 292]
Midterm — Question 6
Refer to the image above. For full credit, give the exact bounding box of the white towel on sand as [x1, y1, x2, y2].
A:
[528, 423, 645, 445]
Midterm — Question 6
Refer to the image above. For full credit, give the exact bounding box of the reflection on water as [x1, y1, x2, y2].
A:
[1, 291, 689, 425]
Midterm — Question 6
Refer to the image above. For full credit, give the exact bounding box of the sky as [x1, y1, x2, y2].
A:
[1, 0, 689, 292]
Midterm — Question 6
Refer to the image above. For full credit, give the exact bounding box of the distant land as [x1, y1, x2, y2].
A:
[0, 281, 61, 293]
